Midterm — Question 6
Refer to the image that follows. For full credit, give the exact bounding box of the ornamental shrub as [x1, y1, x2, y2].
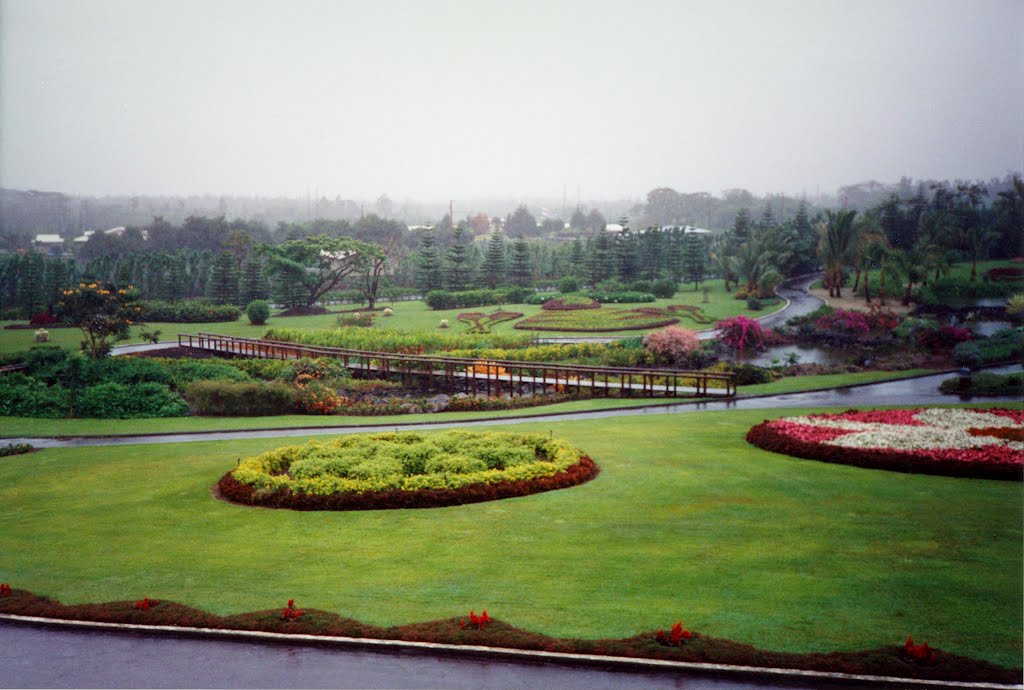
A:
[0, 377, 70, 417]
[814, 309, 871, 336]
[916, 325, 973, 352]
[525, 292, 560, 305]
[629, 280, 653, 293]
[716, 315, 765, 351]
[953, 327, 1024, 367]
[246, 299, 270, 325]
[75, 382, 188, 418]
[651, 279, 678, 299]
[136, 300, 241, 323]
[642, 326, 701, 366]
[336, 312, 374, 327]
[557, 276, 580, 293]
[586, 290, 656, 304]
[939, 371, 1024, 396]
[183, 380, 297, 416]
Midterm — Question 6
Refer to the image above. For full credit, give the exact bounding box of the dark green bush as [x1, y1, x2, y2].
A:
[246, 299, 270, 325]
[161, 360, 253, 387]
[0, 378, 69, 417]
[557, 276, 580, 293]
[183, 380, 297, 416]
[76, 382, 188, 418]
[651, 279, 678, 298]
[425, 288, 531, 310]
[629, 280, 653, 293]
[525, 292, 560, 305]
[917, 277, 1019, 303]
[137, 299, 241, 323]
[0, 443, 33, 457]
[585, 290, 657, 304]
[747, 296, 763, 311]
[953, 327, 1024, 367]
[939, 371, 1024, 396]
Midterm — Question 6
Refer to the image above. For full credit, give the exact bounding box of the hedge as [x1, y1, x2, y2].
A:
[137, 299, 241, 323]
[424, 287, 533, 310]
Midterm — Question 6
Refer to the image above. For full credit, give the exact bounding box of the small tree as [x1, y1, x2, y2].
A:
[682, 232, 707, 289]
[510, 235, 532, 286]
[259, 235, 373, 308]
[56, 282, 138, 358]
[208, 251, 239, 305]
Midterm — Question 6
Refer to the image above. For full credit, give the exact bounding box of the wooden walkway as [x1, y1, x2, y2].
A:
[178, 333, 736, 399]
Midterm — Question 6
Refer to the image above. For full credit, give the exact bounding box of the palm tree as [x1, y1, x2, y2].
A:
[709, 237, 739, 292]
[736, 237, 783, 297]
[817, 209, 858, 298]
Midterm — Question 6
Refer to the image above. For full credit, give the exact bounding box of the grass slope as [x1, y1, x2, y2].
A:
[0, 407, 1020, 667]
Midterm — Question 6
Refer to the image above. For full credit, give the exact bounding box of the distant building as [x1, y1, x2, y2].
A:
[33, 234, 65, 256]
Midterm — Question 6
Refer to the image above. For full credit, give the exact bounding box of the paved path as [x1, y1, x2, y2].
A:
[0, 621, 851, 690]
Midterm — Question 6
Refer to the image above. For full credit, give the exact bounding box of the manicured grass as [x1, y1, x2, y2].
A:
[0, 407, 1020, 667]
[0, 280, 776, 356]
[0, 371, 942, 438]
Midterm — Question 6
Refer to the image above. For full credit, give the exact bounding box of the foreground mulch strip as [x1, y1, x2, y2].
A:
[0, 588, 1017, 684]
[216, 456, 600, 511]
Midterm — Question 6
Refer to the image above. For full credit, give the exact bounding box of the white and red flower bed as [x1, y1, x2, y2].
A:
[746, 408, 1024, 480]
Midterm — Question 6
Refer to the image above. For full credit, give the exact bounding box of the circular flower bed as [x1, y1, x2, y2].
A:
[540, 296, 601, 311]
[746, 408, 1024, 480]
[217, 430, 598, 510]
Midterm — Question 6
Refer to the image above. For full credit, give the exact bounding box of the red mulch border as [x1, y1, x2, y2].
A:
[0, 589, 1017, 684]
[216, 456, 600, 511]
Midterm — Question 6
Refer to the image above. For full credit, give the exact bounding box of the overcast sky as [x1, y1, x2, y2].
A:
[1, 0, 1021, 202]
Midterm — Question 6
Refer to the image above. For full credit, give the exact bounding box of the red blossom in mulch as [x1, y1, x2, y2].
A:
[656, 621, 693, 646]
[281, 598, 304, 620]
[904, 636, 939, 664]
[462, 609, 490, 630]
[0, 583, 11, 597]
[134, 597, 157, 610]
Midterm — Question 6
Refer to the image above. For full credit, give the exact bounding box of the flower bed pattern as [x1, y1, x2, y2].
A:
[746, 408, 1024, 480]
[217, 430, 599, 510]
[514, 308, 678, 332]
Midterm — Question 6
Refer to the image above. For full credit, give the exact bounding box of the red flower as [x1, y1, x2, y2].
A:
[134, 597, 153, 610]
[655, 629, 665, 642]
[281, 598, 304, 620]
[0, 583, 12, 598]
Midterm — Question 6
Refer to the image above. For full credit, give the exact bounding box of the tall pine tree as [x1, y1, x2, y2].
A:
[479, 228, 507, 288]
[208, 251, 239, 305]
[510, 235, 532, 286]
[444, 226, 472, 291]
[414, 229, 444, 292]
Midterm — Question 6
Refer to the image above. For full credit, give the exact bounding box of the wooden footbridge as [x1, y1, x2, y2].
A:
[178, 333, 736, 399]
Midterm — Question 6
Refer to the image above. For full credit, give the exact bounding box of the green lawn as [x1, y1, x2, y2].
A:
[1, 407, 1020, 667]
[0, 370, 938, 438]
[0, 279, 775, 355]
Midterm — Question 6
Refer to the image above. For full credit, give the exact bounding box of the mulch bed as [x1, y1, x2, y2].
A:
[0, 588, 1016, 684]
[216, 456, 599, 511]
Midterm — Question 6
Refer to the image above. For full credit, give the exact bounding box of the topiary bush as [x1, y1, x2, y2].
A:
[246, 300, 270, 325]
[557, 276, 580, 293]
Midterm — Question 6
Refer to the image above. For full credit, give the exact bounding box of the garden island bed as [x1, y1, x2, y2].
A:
[217, 430, 599, 510]
[747, 408, 1024, 480]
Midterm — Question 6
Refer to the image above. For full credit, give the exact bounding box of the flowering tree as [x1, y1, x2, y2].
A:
[716, 315, 765, 353]
[56, 282, 139, 358]
[642, 326, 701, 366]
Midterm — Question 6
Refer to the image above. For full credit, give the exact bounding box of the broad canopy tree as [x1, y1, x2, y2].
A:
[258, 235, 380, 309]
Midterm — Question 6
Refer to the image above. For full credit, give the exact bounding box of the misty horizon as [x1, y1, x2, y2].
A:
[1, 0, 1022, 202]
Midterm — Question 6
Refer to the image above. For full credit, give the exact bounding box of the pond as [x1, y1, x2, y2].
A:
[735, 344, 846, 367]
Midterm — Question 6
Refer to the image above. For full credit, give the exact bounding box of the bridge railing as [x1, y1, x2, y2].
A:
[178, 333, 736, 398]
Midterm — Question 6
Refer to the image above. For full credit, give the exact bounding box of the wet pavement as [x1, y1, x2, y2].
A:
[0, 621, 849, 690]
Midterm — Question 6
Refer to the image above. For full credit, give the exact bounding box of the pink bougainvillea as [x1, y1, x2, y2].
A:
[716, 316, 765, 352]
[814, 309, 871, 336]
[643, 326, 701, 364]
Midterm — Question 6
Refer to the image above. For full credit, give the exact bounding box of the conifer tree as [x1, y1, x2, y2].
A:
[568, 237, 585, 278]
[444, 226, 472, 291]
[682, 231, 708, 289]
[479, 228, 507, 288]
[208, 251, 239, 305]
[414, 229, 444, 292]
[510, 235, 532, 286]
[239, 254, 270, 304]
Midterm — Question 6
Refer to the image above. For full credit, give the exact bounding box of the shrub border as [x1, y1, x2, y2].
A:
[216, 456, 600, 511]
[745, 414, 1023, 481]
